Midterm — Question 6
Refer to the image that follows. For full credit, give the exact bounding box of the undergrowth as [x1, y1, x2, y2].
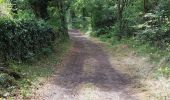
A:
[0, 40, 71, 99]
[94, 32, 170, 78]
[90, 31, 170, 99]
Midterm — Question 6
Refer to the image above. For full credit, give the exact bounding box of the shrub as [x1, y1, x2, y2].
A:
[0, 18, 56, 63]
[0, 73, 16, 88]
[137, 14, 170, 48]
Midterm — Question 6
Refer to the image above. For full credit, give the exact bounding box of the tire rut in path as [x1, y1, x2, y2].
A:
[33, 30, 138, 100]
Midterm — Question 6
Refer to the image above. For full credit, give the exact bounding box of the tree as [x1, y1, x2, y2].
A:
[117, 0, 130, 39]
[143, 0, 147, 13]
[29, 0, 49, 20]
[56, 0, 70, 38]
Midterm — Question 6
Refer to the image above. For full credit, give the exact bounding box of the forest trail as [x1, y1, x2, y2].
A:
[32, 30, 141, 100]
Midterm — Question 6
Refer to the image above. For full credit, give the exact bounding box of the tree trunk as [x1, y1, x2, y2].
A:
[57, 1, 69, 39]
[117, 0, 123, 40]
[60, 10, 69, 38]
[144, 0, 147, 13]
[82, 8, 86, 28]
[30, 0, 49, 20]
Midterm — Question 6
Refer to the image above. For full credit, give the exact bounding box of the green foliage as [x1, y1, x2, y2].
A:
[0, 73, 16, 88]
[135, 0, 170, 48]
[0, 18, 56, 62]
[158, 66, 170, 78]
[72, 0, 116, 33]
[0, 0, 72, 97]
[0, 0, 170, 96]
[72, 0, 170, 49]
[0, 0, 11, 17]
[158, 0, 170, 18]
[0, 40, 71, 97]
[73, 0, 170, 77]
[28, 0, 49, 19]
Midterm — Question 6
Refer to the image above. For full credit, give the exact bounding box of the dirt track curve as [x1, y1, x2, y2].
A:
[32, 30, 138, 100]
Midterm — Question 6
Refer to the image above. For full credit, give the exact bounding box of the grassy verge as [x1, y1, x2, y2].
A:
[89, 32, 170, 99]
[98, 34, 170, 78]
[0, 40, 71, 99]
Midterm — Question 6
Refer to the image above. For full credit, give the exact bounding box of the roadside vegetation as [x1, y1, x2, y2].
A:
[0, 0, 170, 99]
[70, 0, 170, 77]
[0, 0, 71, 98]
[69, 0, 170, 99]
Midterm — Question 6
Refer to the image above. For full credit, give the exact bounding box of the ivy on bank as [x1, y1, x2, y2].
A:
[0, 18, 56, 65]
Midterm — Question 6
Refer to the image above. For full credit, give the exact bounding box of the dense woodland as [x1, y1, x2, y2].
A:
[0, 0, 170, 98]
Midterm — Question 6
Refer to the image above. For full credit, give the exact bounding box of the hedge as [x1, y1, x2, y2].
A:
[0, 18, 56, 64]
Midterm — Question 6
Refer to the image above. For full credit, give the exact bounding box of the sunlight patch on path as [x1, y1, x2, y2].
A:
[77, 83, 121, 100]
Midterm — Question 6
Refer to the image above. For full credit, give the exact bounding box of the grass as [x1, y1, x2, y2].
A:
[97, 33, 170, 77]
[94, 33, 170, 100]
[0, 40, 71, 99]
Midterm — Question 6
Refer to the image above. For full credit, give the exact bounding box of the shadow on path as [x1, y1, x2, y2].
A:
[50, 30, 137, 100]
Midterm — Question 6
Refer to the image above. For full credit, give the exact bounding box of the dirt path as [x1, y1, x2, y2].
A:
[32, 30, 140, 100]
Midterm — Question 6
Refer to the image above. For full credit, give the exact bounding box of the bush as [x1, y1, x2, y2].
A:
[0, 73, 16, 88]
[91, 27, 111, 37]
[137, 15, 170, 48]
[0, 18, 56, 62]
